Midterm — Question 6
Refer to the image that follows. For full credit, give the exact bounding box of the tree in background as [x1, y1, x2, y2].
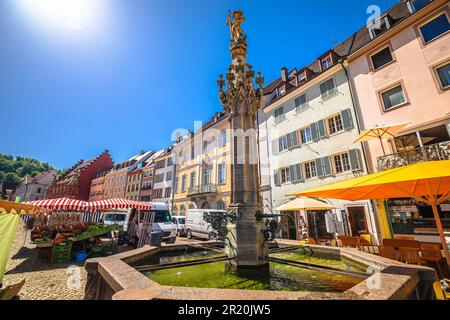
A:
[0, 153, 56, 191]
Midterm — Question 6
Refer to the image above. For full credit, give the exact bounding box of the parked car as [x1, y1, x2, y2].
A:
[185, 209, 227, 240]
[172, 215, 186, 237]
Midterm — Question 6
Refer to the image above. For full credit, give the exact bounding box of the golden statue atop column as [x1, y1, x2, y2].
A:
[217, 10, 268, 277]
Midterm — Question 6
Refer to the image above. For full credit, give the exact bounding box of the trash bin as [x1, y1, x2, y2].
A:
[150, 231, 162, 246]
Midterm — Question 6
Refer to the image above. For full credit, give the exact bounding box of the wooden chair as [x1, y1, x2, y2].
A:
[379, 246, 398, 261]
[399, 247, 427, 266]
[396, 235, 415, 241]
[420, 243, 444, 278]
[359, 234, 372, 245]
[0, 279, 25, 300]
[433, 281, 447, 300]
[337, 236, 360, 248]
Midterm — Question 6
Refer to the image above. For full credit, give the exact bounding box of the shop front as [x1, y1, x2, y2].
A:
[387, 198, 450, 243]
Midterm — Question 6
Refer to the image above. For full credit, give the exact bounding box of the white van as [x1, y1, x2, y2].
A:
[185, 209, 227, 240]
[127, 202, 177, 245]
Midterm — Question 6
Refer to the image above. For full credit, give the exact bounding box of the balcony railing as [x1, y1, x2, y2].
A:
[187, 184, 218, 197]
[377, 141, 450, 171]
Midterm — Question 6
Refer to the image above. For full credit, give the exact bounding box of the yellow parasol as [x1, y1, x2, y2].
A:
[275, 197, 336, 212]
[354, 123, 409, 155]
[290, 160, 450, 265]
[0, 200, 41, 283]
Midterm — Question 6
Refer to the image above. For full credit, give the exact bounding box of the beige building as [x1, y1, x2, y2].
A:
[151, 148, 175, 208]
[173, 112, 231, 216]
[14, 170, 57, 202]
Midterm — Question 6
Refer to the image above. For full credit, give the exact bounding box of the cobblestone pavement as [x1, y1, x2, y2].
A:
[3, 232, 191, 300]
[3, 243, 87, 300]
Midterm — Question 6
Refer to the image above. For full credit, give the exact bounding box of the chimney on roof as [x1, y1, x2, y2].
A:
[281, 67, 288, 82]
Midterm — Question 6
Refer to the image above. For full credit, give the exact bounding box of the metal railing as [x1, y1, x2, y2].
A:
[187, 184, 218, 196]
[377, 141, 450, 171]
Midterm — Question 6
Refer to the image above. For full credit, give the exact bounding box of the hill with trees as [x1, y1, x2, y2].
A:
[0, 153, 57, 189]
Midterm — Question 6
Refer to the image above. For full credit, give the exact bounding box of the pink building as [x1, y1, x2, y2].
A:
[347, 0, 450, 172]
[346, 0, 450, 242]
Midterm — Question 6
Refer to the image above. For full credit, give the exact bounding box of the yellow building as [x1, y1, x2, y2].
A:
[173, 112, 231, 215]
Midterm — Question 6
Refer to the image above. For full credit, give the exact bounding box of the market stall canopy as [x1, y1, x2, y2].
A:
[85, 198, 152, 212]
[0, 200, 39, 215]
[26, 197, 87, 211]
[290, 160, 450, 265]
[275, 198, 336, 212]
[354, 122, 409, 155]
[25, 197, 152, 212]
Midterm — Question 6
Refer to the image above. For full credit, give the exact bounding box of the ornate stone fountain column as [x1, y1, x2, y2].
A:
[218, 10, 268, 277]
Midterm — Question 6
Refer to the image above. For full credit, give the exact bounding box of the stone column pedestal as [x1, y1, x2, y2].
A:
[225, 203, 269, 278]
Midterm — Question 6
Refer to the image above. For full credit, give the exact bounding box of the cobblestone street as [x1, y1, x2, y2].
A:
[2, 225, 87, 300]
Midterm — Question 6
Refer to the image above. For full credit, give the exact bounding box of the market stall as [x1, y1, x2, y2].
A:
[24, 197, 152, 263]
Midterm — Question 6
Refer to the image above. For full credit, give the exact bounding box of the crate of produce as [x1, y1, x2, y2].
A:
[90, 244, 103, 258]
[50, 242, 72, 264]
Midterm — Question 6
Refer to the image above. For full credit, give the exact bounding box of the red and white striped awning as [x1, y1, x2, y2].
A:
[85, 198, 152, 212]
[26, 197, 87, 211]
[25, 197, 152, 212]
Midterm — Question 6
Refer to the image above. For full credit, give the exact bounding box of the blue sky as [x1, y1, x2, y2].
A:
[0, 0, 398, 169]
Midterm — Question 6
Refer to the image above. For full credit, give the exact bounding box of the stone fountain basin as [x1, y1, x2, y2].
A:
[84, 240, 437, 300]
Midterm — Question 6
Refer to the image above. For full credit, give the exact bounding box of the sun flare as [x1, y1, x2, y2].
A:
[16, 0, 101, 31]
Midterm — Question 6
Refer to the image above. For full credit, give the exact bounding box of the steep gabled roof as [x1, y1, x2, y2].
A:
[262, 0, 422, 107]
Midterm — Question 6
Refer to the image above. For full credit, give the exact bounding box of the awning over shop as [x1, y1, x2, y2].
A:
[290, 160, 450, 265]
[275, 197, 336, 212]
[0, 200, 39, 215]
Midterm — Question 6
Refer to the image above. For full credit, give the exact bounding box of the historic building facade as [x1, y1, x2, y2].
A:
[173, 112, 231, 216]
[151, 148, 175, 208]
[103, 151, 154, 200]
[88, 169, 111, 201]
[46, 150, 114, 200]
[14, 170, 57, 202]
[139, 150, 164, 202]
[345, 0, 450, 242]
[260, 53, 378, 243]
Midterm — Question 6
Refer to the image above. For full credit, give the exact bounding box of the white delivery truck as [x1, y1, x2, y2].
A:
[185, 209, 227, 240]
[127, 202, 177, 246]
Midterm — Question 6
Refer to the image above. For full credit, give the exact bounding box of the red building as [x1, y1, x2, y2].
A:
[46, 150, 114, 201]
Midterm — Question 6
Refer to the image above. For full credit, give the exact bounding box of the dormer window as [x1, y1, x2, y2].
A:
[297, 72, 307, 85]
[321, 55, 332, 71]
[278, 85, 286, 97]
[406, 0, 432, 13]
[368, 15, 391, 39]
